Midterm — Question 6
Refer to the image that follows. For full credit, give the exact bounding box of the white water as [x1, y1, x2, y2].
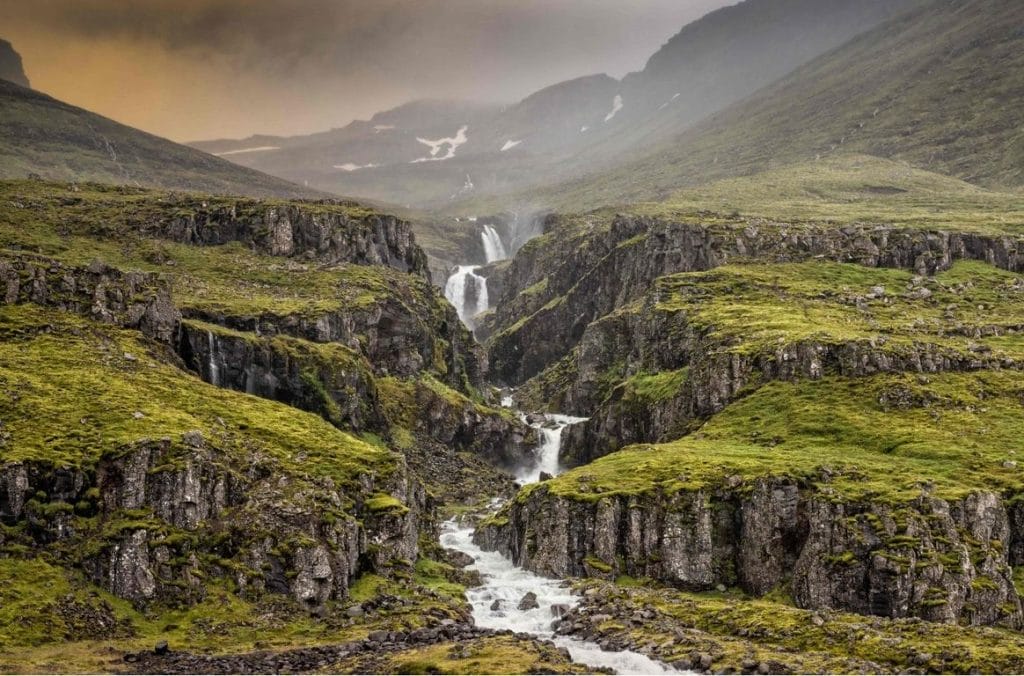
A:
[444, 265, 489, 329]
[516, 414, 588, 485]
[481, 225, 508, 263]
[442, 523, 678, 675]
[207, 331, 220, 387]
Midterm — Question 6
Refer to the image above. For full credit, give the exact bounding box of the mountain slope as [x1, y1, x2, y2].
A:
[544, 0, 1024, 209]
[193, 0, 915, 209]
[0, 80, 319, 198]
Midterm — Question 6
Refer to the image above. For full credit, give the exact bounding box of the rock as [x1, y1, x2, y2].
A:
[698, 652, 713, 670]
[445, 548, 475, 568]
[368, 630, 389, 644]
[742, 658, 758, 672]
[518, 591, 540, 610]
[1003, 461, 1018, 469]
[346, 604, 365, 618]
[672, 658, 693, 670]
[550, 603, 570, 617]
[154, 640, 169, 655]
[539, 472, 554, 482]
[490, 599, 502, 611]
[757, 662, 771, 674]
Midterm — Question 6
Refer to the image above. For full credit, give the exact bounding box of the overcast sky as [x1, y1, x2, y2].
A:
[2, 0, 734, 142]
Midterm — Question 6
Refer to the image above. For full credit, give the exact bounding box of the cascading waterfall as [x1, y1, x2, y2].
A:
[481, 224, 508, 263]
[444, 265, 489, 329]
[206, 330, 220, 387]
[516, 414, 588, 485]
[441, 407, 678, 674]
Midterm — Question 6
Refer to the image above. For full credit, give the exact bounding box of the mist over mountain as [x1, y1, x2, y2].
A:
[192, 0, 917, 208]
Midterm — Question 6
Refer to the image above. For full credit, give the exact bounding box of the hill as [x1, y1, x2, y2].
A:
[542, 0, 1024, 210]
[0, 80, 320, 198]
[192, 0, 913, 209]
[0, 38, 29, 88]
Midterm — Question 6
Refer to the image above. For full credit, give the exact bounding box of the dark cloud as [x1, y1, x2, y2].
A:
[2, 0, 734, 140]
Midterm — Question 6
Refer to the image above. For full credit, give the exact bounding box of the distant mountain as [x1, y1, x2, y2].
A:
[540, 0, 1024, 209]
[0, 80, 320, 198]
[0, 38, 30, 88]
[194, 0, 915, 209]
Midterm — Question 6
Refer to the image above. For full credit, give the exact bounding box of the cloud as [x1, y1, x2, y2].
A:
[2, 0, 732, 140]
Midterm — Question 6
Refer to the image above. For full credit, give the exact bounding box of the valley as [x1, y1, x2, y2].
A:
[2, 0, 1024, 673]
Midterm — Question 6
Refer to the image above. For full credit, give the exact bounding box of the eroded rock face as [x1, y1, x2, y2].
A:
[0, 254, 179, 343]
[146, 202, 428, 278]
[490, 216, 1024, 385]
[476, 480, 1024, 628]
[0, 38, 30, 89]
[0, 434, 426, 609]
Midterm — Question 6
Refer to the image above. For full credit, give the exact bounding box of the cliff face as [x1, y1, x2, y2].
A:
[0, 38, 29, 89]
[477, 480, 1024, 628]
[146, 200, 429, 278]
[0, 436, 423, 609]
[489, 215, 1024, 385]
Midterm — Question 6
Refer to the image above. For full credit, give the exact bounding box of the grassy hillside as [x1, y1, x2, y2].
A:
[0, 81, 321, 198]
[636, 154, 1024, 232]
[539, 0, 1024, 210]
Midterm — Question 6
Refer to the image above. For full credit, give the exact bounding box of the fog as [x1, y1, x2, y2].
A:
[2, 0, 733, 142]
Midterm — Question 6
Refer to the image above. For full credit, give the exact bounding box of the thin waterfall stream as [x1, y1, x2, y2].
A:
[441, 223, 679, 673]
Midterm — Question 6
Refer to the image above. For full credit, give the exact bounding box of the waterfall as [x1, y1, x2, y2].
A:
[516, 414, 588, 485]
[481, 224, 507, 263]
[444, 265, 489, 329]
[206, 330, 220, 387]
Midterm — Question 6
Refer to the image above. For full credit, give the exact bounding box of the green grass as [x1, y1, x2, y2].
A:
[638, 154, 1024, 235]
[0, 304, 393, 488]
[650, 259, 1024, 359]
[573, 579, 1024, 674]
[0, 180, 428, 320]
[537, 370, 1024, 503]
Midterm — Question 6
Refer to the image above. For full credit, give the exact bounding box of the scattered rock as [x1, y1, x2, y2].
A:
[518, 591, 540, 610]
[154, 641, 169, 656]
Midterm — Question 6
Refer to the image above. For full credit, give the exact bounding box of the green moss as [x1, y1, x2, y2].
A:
[0, 305, 395, 492]
[366, 493, 409, 514]
[541, 369, 1024, 503]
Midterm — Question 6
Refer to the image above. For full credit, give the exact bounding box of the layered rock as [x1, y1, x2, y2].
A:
[0, 253, 179, 343]
[0, 432, 424, 609]
[490, 215, 1024, 384]
[477, 479, 1024, 628]
[143, 200, 428, 278]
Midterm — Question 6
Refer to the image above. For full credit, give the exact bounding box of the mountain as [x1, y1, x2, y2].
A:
[194, 0, 915, 209]
[541, 0, 1024, 210]
[0, 38, 29, 88]
[0, 79, 320, 198]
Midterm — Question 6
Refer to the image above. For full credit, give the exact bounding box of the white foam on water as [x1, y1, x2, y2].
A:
[444, 265, 489, 329]
[441, 523, 679, 675]
[481, 224, 508, 263]
[501, 139, 523, 152]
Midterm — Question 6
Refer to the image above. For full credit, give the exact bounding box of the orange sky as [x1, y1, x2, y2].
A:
[1, 0, 732, 142]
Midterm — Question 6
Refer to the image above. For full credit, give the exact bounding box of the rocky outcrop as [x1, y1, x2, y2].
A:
[490, 216, 1024, 384]
[143, 201, 428, 278]
[0, 38, 30, 89]
[0, 254, 179, 343]
[0, 433, 426, 609]
[561, 326, 1021, 468]
[178, 321, 387, 433]
[477, 480, 1024, 628]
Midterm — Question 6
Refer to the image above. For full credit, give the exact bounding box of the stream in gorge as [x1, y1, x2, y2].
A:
[441, 223, 679, 674]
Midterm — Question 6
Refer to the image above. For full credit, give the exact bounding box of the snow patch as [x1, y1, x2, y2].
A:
[603, 95, 623, 123]
[215, 146, 279, 156]
[333, 163, 378, 172]
[500, 139, 522, 152]
[412, 126, 469, 163]
[579, 126, 589, 133]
